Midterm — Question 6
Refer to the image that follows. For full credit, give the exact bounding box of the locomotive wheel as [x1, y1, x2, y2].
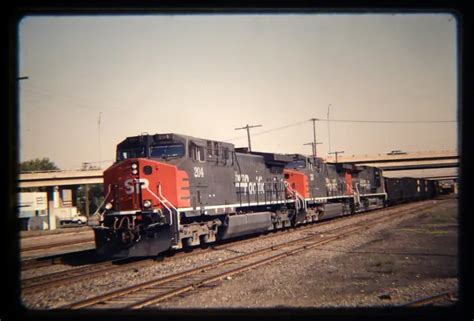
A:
[183, 242, 193, 253]
[199, 235, 210, 249]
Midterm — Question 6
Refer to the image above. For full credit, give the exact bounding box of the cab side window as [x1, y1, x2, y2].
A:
[189, 142, 205, 162]
[207, 141, 213, 158]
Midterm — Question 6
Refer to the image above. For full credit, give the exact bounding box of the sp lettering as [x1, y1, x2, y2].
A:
[124, 178, 150, 195]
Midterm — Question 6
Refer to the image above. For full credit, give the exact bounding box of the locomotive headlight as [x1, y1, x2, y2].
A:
[143, 200, 152, 208]
[105, 202, 113, 210]
[131, 163, 138, 169]
[132, 169, 138, 175]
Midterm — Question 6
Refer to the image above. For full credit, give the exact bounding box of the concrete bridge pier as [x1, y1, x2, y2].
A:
[47, 185, 59, 230]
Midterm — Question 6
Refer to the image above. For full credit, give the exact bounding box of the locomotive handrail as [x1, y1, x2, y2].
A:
[143, 184, 177, 225]
[234, 152, 243, 207]
[284, 181, 307, 212]
[354, 183, 361, 208]
[157, 185, 177, 211]
[90, 184, 112, 224]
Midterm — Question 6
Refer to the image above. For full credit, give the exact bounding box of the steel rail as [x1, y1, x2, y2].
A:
[65, 201, 437, 309]
[20, 206, 377, 291]
[21, 238, 95, 252]
[21, 227, 92, 239]
[21, 258, 156, 294]
[21, 200, 438, 294]
[130, 206, 431, 309]
[403, 290, 458, 307]
[21, 249, 98, 271]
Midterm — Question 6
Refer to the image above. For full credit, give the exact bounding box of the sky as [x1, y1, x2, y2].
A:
[18, 13, 458, 170]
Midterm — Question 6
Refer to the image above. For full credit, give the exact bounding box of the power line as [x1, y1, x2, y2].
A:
[327, 104, 332, 154]
[224, 117, 454, 143]
[304, 141, 322, 157]
[320, 119, 456, 123]
[224, 120, 307, 142]
[309, 118, 319, 158]
[329, 151, 344, 163]
[234, 124, 262, 151]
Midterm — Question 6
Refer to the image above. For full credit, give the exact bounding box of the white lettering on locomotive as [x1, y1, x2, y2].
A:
[194, 166, 204, 178]
[234, 173, 265, 195]
[256, 176, 265, 194]
[325, 177, 338, 192]
[234, 173, 249, 194]
[124, 178, 150, 195]
[359, 179, 371, 190]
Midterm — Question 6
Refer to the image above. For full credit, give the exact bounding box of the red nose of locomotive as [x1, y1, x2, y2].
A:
[102, 158, 190, 213]
[95, 158, 190, 257]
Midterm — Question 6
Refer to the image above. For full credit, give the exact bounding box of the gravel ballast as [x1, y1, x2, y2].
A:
[20, 199, 458, 309]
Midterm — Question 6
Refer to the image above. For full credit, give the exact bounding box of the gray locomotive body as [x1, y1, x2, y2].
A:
[92, 133, 428, 258]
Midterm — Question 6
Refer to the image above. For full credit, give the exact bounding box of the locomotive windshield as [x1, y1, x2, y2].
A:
[286, 159, 306, 169]
[150, 143, 185, 159]
[117, 146, 146, 161]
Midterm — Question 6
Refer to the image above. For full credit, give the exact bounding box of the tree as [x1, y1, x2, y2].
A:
[76, 184, 104, 215]
[20, 158, 59, 172]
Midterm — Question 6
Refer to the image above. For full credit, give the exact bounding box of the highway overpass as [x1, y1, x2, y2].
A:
[17, 150, 459, 189]
[324, 150, 459, 172]
[18, 170, 103, 189]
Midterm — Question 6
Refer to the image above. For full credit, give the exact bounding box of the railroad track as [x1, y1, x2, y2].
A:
[64, 201, 437, 309]
[403, 290, 458, 307]
[21, 237, 95, 253]
[22, 200, 439, 296]
[21, 257, 155, 294]
[20, 220, 329, 291]
[21, 249, 97, 271]
[21, 227, 92, 239]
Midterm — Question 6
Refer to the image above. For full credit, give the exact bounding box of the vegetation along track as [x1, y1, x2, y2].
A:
[64, 200, 440, 309]
[22, 200, 435, 293]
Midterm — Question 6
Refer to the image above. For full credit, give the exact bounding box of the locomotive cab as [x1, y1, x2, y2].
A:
[93, 133, 237, 258]
[93, 134, 196, 257]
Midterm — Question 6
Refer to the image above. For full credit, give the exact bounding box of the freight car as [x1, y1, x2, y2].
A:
[384, 177, 437, 206]
[90, 133, 428, 258]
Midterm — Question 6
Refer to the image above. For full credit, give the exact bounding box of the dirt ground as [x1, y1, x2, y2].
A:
[155, 199, 458, 309]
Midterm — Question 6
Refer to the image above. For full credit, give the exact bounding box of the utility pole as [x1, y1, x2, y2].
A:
[84, 184, 90, 217]
[304, 142, 323, 158]
[309, 118, 319, 158]
[329, 151, 344, 163]
[327, 104, 332, 154]
[98, 112, 102, 169]
[235, 124, 262, 152]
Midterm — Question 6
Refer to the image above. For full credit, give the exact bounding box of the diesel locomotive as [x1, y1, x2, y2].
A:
[90, 133, 429, 258]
